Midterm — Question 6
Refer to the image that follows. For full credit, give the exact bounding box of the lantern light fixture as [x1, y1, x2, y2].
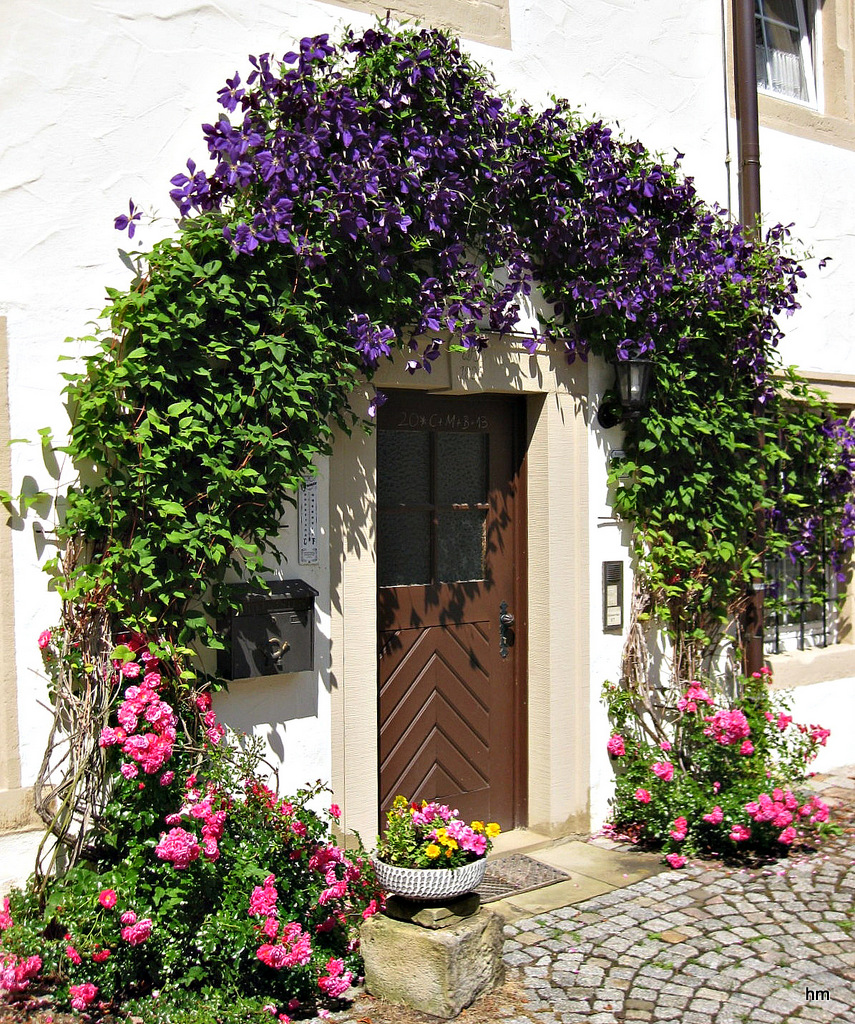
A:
[597, 357, 654, 428]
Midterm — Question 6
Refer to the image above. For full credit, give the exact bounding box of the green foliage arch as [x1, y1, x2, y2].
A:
[46, 21, 854, 679]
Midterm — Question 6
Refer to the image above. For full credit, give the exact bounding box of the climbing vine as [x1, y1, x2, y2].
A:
[23, 21, 855, 844]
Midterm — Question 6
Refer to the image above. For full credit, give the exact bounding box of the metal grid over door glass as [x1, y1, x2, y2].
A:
[377, 429, 488, 587]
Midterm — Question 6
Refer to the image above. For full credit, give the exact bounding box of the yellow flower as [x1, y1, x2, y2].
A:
[435, 827, 448, 842]
[445, 847, 453, 858]
[485, 822, 501, 838]
[392, 795, 409, 809]
[426, 843, 441, 859]
[471, 820, 485, 832]
[444, 837, 458, 850]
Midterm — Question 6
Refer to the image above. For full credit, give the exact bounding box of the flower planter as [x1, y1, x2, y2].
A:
[372, 856, 488, 901]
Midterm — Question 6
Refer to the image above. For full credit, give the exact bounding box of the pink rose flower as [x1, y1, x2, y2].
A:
[634, 788, 651, 803]
[606, 734, 626, 757]
[155, 827, 201, 870]
[740, 740, 754, 756]
[329, 804, 342, 820]
[249, 877, 279, 918]
[729, 824, 751, 842]
[318, 956, 354, 999]
[659, 740, 672, 751]
[651, 761, 674, 782]
[703, 805, 723, 825]
[703, 708, 750, 746]
[69, 982, 98, 1010]
[121, 918, 152, 946]
[665, 853, 686, 869]
[38, 629, 52, 650]
[669, 816, 688, 841]
[778, 826, 798, 845]
[121, 660, 142, 678]
[677, 683, 713, 713]
[98, 889, 117, 909]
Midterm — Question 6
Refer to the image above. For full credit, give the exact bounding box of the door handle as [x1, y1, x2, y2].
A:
[499, 601, 515, 659]
[268, 637, 292, 662]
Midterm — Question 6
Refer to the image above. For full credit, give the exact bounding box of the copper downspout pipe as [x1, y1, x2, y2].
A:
[731, 0, 765, 676]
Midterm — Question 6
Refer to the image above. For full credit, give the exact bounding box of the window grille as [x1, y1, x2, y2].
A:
[755, 0, 817, 106]
[764, 553, 838, 654]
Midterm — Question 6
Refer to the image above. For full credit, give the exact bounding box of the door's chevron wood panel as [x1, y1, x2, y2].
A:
[381, 688, 490, 788]
[381, 664, 491, 757]
[380, 716, 490, 809]
[380, 624, 491, 708]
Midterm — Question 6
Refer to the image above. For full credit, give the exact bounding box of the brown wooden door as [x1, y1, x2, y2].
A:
[377, 391, 526, 830]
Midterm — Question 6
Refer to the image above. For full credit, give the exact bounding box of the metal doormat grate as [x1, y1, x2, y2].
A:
[476, 853, 570, 903]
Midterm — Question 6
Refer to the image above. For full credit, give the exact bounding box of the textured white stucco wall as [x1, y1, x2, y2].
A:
[3, 0, 854, 832]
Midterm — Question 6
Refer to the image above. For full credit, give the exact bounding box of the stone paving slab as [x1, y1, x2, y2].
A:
[529, 840, 666, 887]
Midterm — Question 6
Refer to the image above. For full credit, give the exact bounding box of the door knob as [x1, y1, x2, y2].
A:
[499, 601, 515, 658]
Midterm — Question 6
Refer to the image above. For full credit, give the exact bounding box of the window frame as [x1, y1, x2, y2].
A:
[755, 0, 819, 109]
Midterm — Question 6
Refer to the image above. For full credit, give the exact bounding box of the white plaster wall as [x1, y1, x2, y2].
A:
[210, 457, 334, 800]
[758, 127, 855, 377]
[785, 678, 855, 776]
[587, 357, 637, 832]
[481, 0, 732, 208]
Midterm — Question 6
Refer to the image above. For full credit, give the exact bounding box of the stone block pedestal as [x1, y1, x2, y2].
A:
[360, 896, 505, 1019]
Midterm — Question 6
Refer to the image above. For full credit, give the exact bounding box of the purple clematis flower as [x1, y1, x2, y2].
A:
[114, 199, 141, 239]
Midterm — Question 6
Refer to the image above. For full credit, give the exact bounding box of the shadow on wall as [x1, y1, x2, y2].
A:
[211, 672, 319, 766]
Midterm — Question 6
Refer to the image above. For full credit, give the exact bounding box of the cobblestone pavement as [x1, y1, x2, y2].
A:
[337, 766, 855, 1023]
[493, 766, 855, 1024]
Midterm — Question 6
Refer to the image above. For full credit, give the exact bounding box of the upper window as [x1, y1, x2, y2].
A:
[755, 0, 817, 106]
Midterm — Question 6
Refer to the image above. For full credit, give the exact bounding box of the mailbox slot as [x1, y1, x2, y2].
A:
[220, 580, 319, 679]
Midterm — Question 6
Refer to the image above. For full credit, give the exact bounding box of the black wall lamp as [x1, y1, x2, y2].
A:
[597, 357, 654, 428]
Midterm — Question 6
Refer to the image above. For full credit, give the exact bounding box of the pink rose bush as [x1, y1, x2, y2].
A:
[602, 668, 834, 867]
[0, 632, 381, 1019]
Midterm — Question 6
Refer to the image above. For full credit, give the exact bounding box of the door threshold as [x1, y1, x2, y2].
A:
[486, 827, 555, 860]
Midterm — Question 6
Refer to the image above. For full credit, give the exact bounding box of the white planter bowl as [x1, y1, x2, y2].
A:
[372, 856, 487, 901]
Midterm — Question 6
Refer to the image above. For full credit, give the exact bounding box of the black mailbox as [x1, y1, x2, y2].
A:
[220, 580, 319, 679]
